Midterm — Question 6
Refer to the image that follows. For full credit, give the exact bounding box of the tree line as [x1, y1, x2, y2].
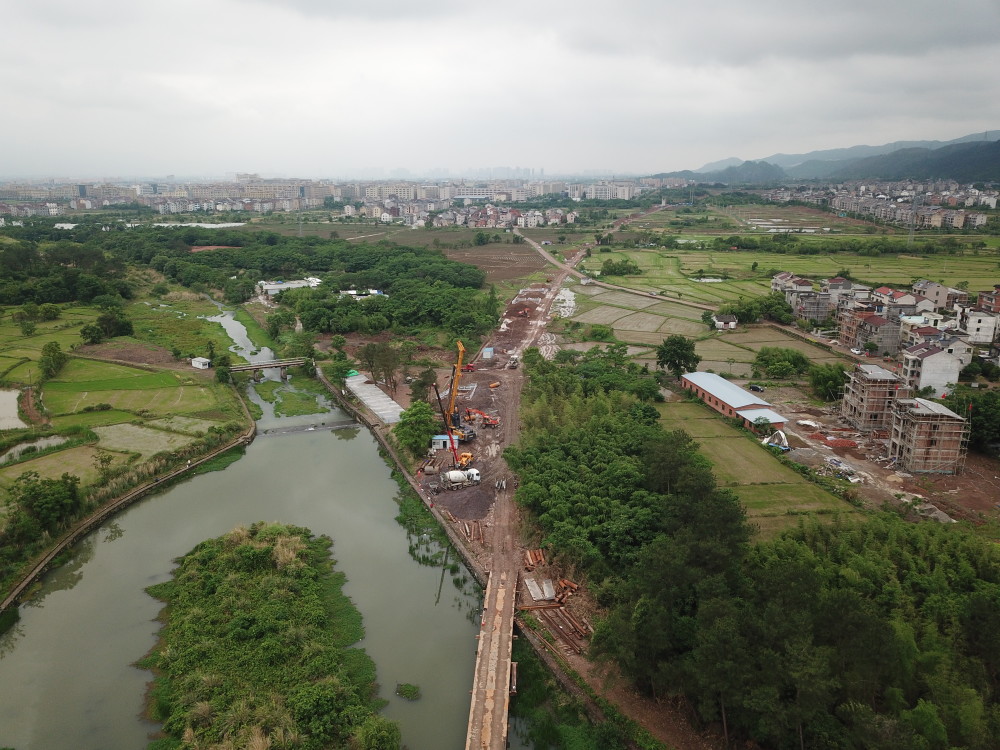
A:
[504, 347, 1000, 750]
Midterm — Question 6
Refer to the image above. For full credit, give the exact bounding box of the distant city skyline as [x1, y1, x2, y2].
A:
[4, 1, 999, 179]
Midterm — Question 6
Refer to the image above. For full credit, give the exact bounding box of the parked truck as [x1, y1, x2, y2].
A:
[441, 468, 481, 490]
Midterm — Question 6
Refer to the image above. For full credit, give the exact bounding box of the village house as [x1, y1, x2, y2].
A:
[900, 343, 963, 396]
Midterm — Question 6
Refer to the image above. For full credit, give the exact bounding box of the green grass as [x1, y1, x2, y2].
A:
[232, 307, 275, 351]
[657, 400, 853, 537]
[273, 390, 327, 417]
[45, 384, 218, 416]
[49, 409, 137, 429]
[45, 370, 182, 391]
[128, 298, 239, 360]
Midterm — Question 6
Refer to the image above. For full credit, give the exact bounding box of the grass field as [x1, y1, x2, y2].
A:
[580, 244, 1000, 306]
[129, 298, 244, 361]
[91, 423, 197, 457]
[0, 445, 124, 489]
[657, 399, 857, 537]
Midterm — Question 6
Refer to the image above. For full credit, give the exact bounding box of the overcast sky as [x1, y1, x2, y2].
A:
[4, 0, 999, 180]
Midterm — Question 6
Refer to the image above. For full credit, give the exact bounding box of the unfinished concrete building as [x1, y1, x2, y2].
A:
[841, 364, 902, 432]
[888, 398, 969, 474]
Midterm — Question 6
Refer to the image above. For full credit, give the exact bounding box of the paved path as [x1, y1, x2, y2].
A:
[514, 222, 717, 312]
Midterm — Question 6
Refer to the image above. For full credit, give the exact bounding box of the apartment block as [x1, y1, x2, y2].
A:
[841, 364, 903, 432]
[888, 398, 969, 474]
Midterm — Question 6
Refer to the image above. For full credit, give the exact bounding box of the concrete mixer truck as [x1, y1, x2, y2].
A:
[441, 468, 481, 490]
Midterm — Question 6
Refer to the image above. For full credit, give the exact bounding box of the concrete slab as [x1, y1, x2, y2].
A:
[346, 374, 405, 424]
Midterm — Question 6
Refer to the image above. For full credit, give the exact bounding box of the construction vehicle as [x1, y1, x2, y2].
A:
[441, 468, 481, 490]
[461, 363, 476, 372]
[445, 341, 477, 440]
[457, 452, 474, 467]
[452, 425, 477, 441]
[507, 354, 519, 369]
[465, 408, 500, 428]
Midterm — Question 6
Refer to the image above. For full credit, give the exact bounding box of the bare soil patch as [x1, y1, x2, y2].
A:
[441, 245, 546, 283]
[758, 383, 1000, 522]
[78, 341, 187, 369]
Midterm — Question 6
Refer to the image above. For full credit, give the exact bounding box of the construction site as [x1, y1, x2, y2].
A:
[839, 362, 970, 475]
[888, 397, 971, 475]
[840, 363, 903, 433]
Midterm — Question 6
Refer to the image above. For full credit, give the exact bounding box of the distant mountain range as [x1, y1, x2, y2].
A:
[659, 131, 1000, 184]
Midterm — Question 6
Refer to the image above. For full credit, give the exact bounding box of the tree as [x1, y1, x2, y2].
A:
[38, 341, 68, 380]
[80, 323, 104, 345]
[656, 335, 701, 379]
[393, 400, 438, 459]
[753, 347, 810, 378]
[19, 320, 36, 337]
[809, 363, 847, 401]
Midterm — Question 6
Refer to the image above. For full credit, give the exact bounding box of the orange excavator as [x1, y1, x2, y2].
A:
[465, 408, 500, 428]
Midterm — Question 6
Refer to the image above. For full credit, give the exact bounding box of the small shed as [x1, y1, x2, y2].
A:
[482, 347, 494, 360]
[712, 314, 738, 330]
[191, 357, 211, 370]
[430, 435, 451, 451]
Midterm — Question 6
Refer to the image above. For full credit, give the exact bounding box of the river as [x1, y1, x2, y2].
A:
[0, 307, 515, 750]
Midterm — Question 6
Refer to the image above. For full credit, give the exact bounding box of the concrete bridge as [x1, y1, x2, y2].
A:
[228, 357, 311, 378]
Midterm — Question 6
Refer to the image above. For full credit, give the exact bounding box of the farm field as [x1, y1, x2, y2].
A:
[0, 306, 100, 386]
[0, 304, 247, 491]
[579, 245, 1000, 306]
[566, 275, 844, 376]
[91, 423, 197, 457]
[657, 399, 857, 538]
[0, 445, 124, 489]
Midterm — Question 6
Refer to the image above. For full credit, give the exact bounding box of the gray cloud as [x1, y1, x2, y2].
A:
[1, 0, 998, 177]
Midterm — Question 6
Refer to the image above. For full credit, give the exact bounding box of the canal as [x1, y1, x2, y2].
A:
[0, 308, 490, 749]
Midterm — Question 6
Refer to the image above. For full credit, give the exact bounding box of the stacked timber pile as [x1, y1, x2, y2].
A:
[523, 548, 546, 571]
[519, 576, 592, 654]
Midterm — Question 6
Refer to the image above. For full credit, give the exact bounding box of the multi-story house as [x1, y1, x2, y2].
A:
[857, 314, 901, 355]
[900, 343, 963, 395]
[911, 280, 969, 310]
[956, 306, 1000, 345]
[977, 285, 1000, 314]
[888, 398, 969, 475]
[841, 364, 902, 432]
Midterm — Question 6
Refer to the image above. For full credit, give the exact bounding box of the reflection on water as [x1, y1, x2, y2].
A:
[335, 426, 361, 441]
[0, 436, 68, 465]
[21, 536, 97, 608]
[0, 426, 483, 750]
[102, 521, 124, 543]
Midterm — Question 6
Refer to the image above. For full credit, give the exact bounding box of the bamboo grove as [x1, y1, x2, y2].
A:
[505, 347, 1000, 750]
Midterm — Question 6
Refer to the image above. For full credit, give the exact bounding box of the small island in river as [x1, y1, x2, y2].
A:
[141, 522, 400, 750]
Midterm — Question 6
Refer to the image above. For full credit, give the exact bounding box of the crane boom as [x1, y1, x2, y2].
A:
[446, 340, 466, 430]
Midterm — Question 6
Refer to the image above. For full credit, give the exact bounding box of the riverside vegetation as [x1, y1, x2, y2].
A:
[140, 523, 400, 750]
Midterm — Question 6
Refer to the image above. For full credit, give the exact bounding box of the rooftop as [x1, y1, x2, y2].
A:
[898, 398, 965, 420]
[681, 372, 771, 409]
[856, 364, 899, 381]
[738, 408, 788, 425]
